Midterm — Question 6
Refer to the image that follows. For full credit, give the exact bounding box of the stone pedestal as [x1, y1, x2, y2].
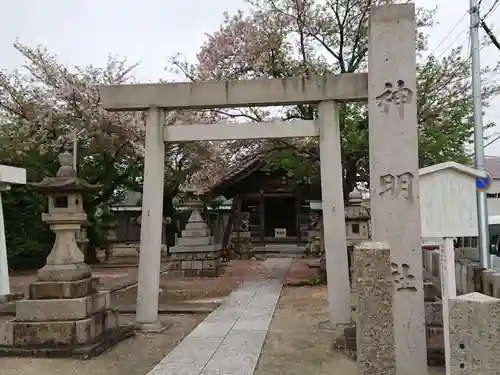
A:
[354, 242, 396, 375]
[231, 231, 253, 260]
[0, 278, 132, 359]
[102, 219, 118, 261]
[449, 293, 500, 374]
[0, 152, 134, 358]
[308, 229, 322, 257]
[170, 198, 222, 277]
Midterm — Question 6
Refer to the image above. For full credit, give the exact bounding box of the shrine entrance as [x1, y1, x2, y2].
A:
[263, 195, 297, 240]
[99, 4, 425, 374]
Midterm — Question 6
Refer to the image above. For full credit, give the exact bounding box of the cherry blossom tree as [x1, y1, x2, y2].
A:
[0, 42, 227, 264]
[170, 0, 500, 200]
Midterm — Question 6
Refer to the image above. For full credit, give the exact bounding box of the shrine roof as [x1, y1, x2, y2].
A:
[419, 161, 487, 179]
[202, 147, 274, 197]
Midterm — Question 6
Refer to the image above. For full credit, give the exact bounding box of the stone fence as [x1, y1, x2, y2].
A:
[422, 248, 500, 297]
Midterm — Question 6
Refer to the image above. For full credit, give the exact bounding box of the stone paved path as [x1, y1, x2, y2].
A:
[147, 258, 292, 375]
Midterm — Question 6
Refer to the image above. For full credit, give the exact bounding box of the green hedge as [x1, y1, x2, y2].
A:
[3, 186, 54, 270]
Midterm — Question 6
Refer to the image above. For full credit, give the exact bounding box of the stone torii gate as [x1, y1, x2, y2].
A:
[99, 4, 425, 374]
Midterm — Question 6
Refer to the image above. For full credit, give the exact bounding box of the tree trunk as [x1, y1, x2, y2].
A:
[343, 158, 358, 202]
[222, 196, 241, 250]
[162, 192, 178, 247]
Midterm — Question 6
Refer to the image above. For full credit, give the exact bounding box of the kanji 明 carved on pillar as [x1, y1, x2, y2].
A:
[375, 79, 413, 118]
[379, 172, 414, 202]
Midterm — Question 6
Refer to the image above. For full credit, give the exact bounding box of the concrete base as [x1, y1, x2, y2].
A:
[0, 325, 134, 360]
[135, 321, 171, 333]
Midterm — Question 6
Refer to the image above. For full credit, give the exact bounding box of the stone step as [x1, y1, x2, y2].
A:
[254, 245, 306, 254]
[264, 253, 301, 259]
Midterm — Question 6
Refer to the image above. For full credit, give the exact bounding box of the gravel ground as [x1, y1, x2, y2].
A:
[254, 286, 445, 375]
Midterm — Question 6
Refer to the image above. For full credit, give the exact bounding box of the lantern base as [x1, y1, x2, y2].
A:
[37, 262, 91, 282]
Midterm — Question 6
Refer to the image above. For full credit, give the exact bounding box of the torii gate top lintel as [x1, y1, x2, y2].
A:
[98, 72, 368, 112]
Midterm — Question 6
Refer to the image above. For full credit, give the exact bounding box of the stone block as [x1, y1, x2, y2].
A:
[15, 291, 111, 322]
[354, 242, 396, 375]
[191, 260, 202, 270]
[491, 273, 500, 298]
[28, 277, 98, 299]
[13, 318, 91, 346]
[481, 269, 496, 296]
[423, 281, 439, 302]
[203, 259, 219, 270]
[181, 260, 193, 270]
[16, 297, 92, 322]
[449, 292, 500, 374]
[432, 253, 440, 278]
[196, 252, 209, 260]
[237, 231, 251, 239]
[170, 244, 218, 253]
[169, 261, 181, 269]
[92, 291, 111, 312]
[466, 263, 481, 292]
[177, 236, 215, 247]
[182, 228, 211, 237]
[169, 253, 186, 261]
[206, 251, 220, 260]
[185, 222, 206, 230]
[0, 321, 13, 345]
[185, 268, 220, 277]
[37, 263, 91, 282]
[424, 301, 443, 326]
[105, 310, 119, 330]
[9, 309, 118, 347]
[426, 326, 444, 351]
[0, 293, 24, 304]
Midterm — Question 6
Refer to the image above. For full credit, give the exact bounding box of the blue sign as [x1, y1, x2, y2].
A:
[476, 172, 492, 192]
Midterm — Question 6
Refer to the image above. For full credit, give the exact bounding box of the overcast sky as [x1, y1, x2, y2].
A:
[1, 0, 500, 155]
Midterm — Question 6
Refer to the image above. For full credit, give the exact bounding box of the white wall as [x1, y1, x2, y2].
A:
[487, 178, 500, 216]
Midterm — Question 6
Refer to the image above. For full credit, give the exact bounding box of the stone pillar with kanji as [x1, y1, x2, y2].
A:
[0, 152, 134, 359]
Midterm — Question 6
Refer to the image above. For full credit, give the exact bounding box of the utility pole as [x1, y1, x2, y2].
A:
[470, 0, 491, 269]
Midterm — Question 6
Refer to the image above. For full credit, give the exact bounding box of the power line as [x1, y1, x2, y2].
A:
[436, 29, 469, 59]
[431, 0, 500, 60]
[482, 0, 500, 20]
[429, 12, 469, 56]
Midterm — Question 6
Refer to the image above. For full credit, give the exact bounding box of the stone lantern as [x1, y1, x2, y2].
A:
[169, 185, 222, 276]
[0, 152, 134, 358]
[34, 152, 99, 281]
[100, 207, 118, 261]
[344, 188, 371, 285]
[344, 189, 370, 246]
